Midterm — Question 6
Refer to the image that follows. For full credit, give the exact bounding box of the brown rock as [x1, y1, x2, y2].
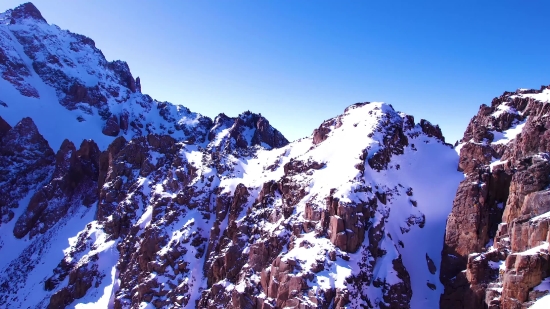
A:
[420, 119, 445, 142]
[0, 117, 55, 226]
[10, 2, 47, 24]
[102, 114, 120, 136]
[426, 253, 437, 274]
[0, 116, 11, 141]
[458, 143, 494, 173]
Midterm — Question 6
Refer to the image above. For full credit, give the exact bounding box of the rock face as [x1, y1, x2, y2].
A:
[10, 2, 47, 24]
[208, 111, 289, 149]
[440, 86, 550, 309]
[0, 117, 55, 226]
[0, 98, 460, 309]
[13, 139, 100, 239]
[0, 116, 11, 140]
[102, 115, 120, 136]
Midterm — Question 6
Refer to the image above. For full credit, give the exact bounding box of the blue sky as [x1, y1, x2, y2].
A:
[2, 1, 550, 143]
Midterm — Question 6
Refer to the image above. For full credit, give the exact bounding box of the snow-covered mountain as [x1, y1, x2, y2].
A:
[0, 2, 214, 152]
[1, 3, 549, 309]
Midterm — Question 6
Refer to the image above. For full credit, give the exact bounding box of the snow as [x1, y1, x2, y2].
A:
[0, 190, 35, 270]
[120, 102, 461, 308]
[531, 293, 550, 309]
[378, 128, 462, 307]
[0, 204, 97, 308]
[517, 242, 549, 256]
[454, 142, 465, 155]
[136, 205, 153, 229]
[208, 102, 462, 307]
[492, 103, 518, 118]
[73, 254, 119, 309]
[491, 118, 527, 145]
[521, 88, 550, 103]
[488, 260, 504, 271]
[531, 210, 550, 222]
[534, 277, 550, 292]
[0, 20, 117, 151]
[0, 100, 464, 308]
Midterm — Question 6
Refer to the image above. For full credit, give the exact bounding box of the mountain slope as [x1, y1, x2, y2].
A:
[0, 4, 465, 308]
[1, 104, 462, 309]
[0, 2, 213, 151]
[5, 2, 550, 309]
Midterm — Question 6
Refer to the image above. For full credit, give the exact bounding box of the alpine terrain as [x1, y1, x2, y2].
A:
[0, 3, 549, 309]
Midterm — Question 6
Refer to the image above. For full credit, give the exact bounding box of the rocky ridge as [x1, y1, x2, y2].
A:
[440, 87, 550, 309]
[2, 2, 550, 309]
[0, 99, 460, 308]
[0, 2, 213, 151]
[0, 3, 463, 309]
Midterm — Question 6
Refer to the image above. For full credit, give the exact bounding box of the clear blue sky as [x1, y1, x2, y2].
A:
[2, 1, 550, 143]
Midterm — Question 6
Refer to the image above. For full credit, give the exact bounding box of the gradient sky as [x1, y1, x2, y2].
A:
[2, 1, 550, 143]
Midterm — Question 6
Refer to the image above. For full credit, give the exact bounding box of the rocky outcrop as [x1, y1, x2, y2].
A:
[0, 116, 11, 141]
[198, 102, 449, 309]
[209, 111, 289, 150]
[0, 117, 55, 225]
[13, 139, 100, 239]
[9, 2, 47, 24]
[312, 116, 343, 145]
[440, 86, 550, 309]
[102, 114, 120, 136]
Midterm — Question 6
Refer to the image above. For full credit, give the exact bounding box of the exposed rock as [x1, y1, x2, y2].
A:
[312, 116, 342, 145]
[208, 111, 289, 151]
[502, 157, 550, 225]
[10, 2, 47, 24]
[119, 111, 129, 133]
[426, 253, 437, 274]
[366, 111, 410, 171]
[13, 139, 100, 239]
[420, 119, 445, 142]
[108, 60, 137, 93]
[383, 257, 413, 309]
[441, 87, 550, 309]
[136, 76, 142, 93]
[0, 3, 512, 308]
[458, 143, 494, 173]
[253, 116, 288, 148]
[102, 114, 120, 136]
[501, 247, 550, 309]
[0, 117, 55, 226]
[0, 116, 11, 141]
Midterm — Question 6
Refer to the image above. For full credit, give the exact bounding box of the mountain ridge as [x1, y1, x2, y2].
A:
[1, 2, 550, 309]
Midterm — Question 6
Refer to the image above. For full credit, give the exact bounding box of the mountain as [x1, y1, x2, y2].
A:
[0, 2, 549, 309]
[440, 87, 550, 309]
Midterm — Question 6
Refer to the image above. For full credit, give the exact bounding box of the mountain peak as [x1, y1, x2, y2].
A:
[9, 2, 46, 24]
